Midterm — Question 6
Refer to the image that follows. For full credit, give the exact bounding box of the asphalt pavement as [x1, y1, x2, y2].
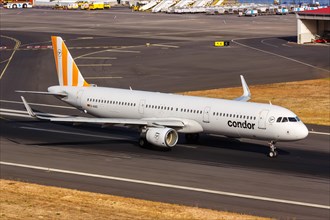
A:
[0, 8, 329, 220]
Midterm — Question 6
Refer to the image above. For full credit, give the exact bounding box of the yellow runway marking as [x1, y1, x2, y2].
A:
[0, 35, 21, 80]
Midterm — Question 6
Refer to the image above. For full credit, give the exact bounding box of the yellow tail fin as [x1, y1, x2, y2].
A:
[51, 36, 89, 87]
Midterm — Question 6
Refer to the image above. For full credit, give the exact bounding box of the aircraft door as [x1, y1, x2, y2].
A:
[203, 106, 211, 123]
[139, 99, 146, 115]
[258, 109, 269, 129]
[76, 90, 84, 109]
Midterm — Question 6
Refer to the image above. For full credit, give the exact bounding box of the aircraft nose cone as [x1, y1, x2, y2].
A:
[299, 124, 309, 139]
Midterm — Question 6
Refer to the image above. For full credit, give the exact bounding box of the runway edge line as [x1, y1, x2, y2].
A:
[1, 161, 329, 210]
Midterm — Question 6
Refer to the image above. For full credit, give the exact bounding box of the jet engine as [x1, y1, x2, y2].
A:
[145, 127, 178, 148]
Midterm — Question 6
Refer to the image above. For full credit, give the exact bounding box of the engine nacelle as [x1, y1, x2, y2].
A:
[146, 127, 178, 148]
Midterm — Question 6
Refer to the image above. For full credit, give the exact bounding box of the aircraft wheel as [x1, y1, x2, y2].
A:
[139, 138, 147, 147]
[268, 150, 278, 158]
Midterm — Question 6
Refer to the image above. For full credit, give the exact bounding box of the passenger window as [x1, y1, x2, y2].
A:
[282, 117, 288, 122]
[288, 117, 297, 122]
[276, 117, 282, 122]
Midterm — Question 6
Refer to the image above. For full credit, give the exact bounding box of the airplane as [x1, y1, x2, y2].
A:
[18, 36, 309, 158]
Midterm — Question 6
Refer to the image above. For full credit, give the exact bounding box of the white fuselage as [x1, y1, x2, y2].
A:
[49, 86, 309, 142]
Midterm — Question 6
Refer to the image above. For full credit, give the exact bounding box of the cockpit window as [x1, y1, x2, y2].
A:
[282, 117, 288, 122]
[276, 117, 282, 122]
[296, 117, 301, 122]
[288, 117, 297, 122]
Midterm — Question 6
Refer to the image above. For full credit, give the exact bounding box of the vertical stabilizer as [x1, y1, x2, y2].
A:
[51, 36, 89, 87]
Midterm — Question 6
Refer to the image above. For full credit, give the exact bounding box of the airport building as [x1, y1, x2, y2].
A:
[296, 7, 330, 44]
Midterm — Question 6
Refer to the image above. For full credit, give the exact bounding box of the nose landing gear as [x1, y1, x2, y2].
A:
[268, 141, 278, 158]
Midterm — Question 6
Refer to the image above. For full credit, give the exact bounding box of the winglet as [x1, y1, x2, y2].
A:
[21, 96, 36, 118]
[234, 75, 251, 102]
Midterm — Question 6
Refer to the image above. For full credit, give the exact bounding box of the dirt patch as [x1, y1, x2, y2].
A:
[181, 78, 330, 126]
[0, 179, 272, 220]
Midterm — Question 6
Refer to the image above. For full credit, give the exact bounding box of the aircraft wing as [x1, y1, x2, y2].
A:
[234, 75, 251, 102]
[16, 90, 67, 97]
[21, 96, 184, 128]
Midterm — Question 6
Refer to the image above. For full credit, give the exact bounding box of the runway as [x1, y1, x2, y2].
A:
[1, 8, 329, 220]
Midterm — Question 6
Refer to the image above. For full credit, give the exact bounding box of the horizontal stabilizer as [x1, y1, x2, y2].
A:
[234, 75, 251, 102]
[16, 90, 67, 97]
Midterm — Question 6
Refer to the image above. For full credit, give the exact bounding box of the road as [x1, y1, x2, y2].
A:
[1, 8, 329, 220]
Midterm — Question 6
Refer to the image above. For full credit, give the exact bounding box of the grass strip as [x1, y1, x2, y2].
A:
[181, 78, 330, 126]
[0, 179, 272, 220]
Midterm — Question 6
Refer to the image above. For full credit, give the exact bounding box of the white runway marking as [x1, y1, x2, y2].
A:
[77, 37, 94, 40]
[77, 64, 113, 67]
[309, 131, 330, 136]
[106, 49, 140, 53]
[232, 38, 330, 73]
[1, 161, 329, 210]
[0, 112, 30, 118]
[260, 39, 278, 48]
[0, 99, 75, 109]
[79, 57, 117, 60]
[19, 126, 133, 141]
[84, 76, 123, 79]
[177, 144, 197, 149]
[151, 44, 179, 48]
[0, 108, 71, 118]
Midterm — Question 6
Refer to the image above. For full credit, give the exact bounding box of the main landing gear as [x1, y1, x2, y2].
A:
[185, 133, 199, 144]
[268, 141, 278, 158]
